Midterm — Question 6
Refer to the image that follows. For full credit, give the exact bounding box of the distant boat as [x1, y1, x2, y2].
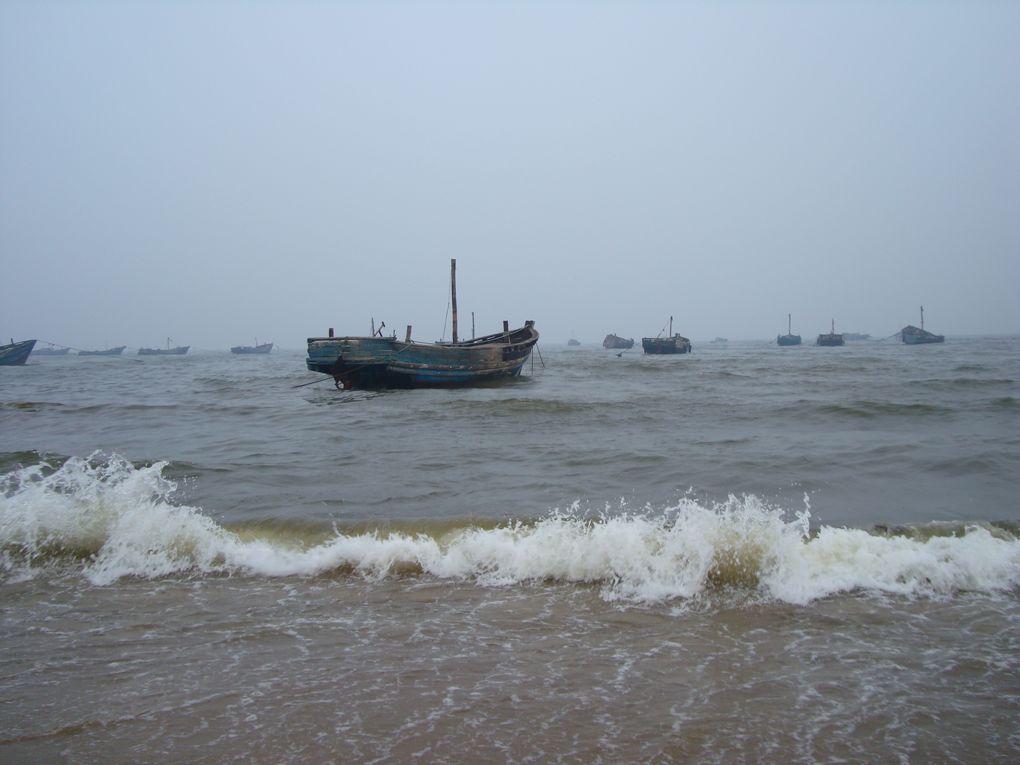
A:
[816, 319, 845, 347]
[32, 344, 71, 356]
[710, 337, 728, 344]
[901, 306, 944, 345]
[603, 334, 634, 350]
[567, 338, 581, 347]
[642, 316, 692, 355]
[306, 259, 539, 390]
[139, 338, 189, 355]
[843, 333, 871, 341]
[0, 339, 36, 366]
[79, 346, 127, 356]
[777, 314, 802, 346]
[231, 339, 273, 354]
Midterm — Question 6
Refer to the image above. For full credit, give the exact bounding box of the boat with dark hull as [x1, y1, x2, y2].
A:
[0, 339, 36, 366]
[306, 260, 539, 390]
[816, 319, 845, 347]
[603, 334, 634, 350]
[777, 314, 801, 346]
[642, 317, 692, 355]
[231, 340, 273, 354]
[79, 346, 127, 356]
[138, 338, 189, 356]
[901, 306, 944, 345]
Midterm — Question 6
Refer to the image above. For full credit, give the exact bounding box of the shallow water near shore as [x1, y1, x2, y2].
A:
[2, 337, 1018, 763]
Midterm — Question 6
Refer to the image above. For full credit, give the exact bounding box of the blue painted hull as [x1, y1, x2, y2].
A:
[0, 339, 36, 366]
[777, 334, 801, 346]
[901, 326, 944, 344]
[307, 322, 539, 389]
[138, 346, 189, 355]
[79, 346, 126, 356]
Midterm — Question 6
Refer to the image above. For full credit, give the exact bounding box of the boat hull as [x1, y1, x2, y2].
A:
[138, 346, 189, 355]
[816, 334, 845, 346]
[33, 347, 71, 356]
[79, 346, 127, 356]
[231, 343, 273, 354]
[0, 339, 36, 366]
[777, 334, 802, 346]
[603, 334, 634, 350]
[901, 326, 944, 344]
[642, 335, 692, 354]
[307, 323, 539, 389]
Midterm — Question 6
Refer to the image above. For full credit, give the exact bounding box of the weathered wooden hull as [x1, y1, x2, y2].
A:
[603, 334, 634, 349]
[642, 335, 692, 354]
[777, 334, 802, 346]
[901, 326, 944, 344]
[307, 322, 539, 389]
[0, 339, 36, 366]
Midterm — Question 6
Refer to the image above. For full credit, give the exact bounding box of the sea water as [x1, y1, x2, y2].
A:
[1, 337, 1018, 763]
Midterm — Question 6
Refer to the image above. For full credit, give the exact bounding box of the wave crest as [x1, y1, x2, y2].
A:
[2, 455, 1018, 603]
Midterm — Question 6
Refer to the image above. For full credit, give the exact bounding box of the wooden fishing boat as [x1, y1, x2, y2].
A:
[0, 339, 36, 366]
[231, 340, 273, 354]
[139, 338, 189, 355]
[306, 260, 539, 390]
[816, 319, 845, 347]
[642, 317, 692, 355]
[777, 314, 801, 346]
[603, 334, 634, 350]
[901, 306, 944, 344]
[79, 346, 127, 356]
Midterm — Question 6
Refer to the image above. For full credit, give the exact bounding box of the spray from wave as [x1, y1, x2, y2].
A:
[2, 454, 1018, 603]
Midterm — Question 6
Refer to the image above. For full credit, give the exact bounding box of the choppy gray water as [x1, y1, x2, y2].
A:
[2, 337, 1019, 763]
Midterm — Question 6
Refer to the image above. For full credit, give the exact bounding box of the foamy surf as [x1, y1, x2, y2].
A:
[1, 455, 1018, 602]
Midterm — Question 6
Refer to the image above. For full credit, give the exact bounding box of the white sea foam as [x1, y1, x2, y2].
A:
[2, 455, 1018, 601]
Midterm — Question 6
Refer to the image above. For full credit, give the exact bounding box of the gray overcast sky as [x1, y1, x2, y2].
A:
[2, 1, 1018, 349]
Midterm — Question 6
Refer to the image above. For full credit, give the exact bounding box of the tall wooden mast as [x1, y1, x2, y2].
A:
[450, 258, 459, 343]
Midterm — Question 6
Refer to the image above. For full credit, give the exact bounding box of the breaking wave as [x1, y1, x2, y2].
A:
[2, 455, 1018, 604]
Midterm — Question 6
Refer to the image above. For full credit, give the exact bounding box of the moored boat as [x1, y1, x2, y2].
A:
[777, 314, 802, 346]
[306, 260, 539, 390]
[642, 316, 692, 355]
[231, 340, 273, 354]
[901, 306, 944, 345]
[79, 346, 127, 356]
[139, 338, 189, 355]
[816, 319, 845, 347]
[0, 339, 36, 366]
[32, 344, 71, 356]
[603, 334, 634, 350]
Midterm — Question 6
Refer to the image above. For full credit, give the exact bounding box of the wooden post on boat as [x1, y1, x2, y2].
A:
[328, 327, 334, 338]
[669, 316, 673, 337]
[920, 305, 925, 330]
[371, 317, 375, 336]
[450, 259, 459, 343]
[472, 311, 475, 340]
[503, 320, 510, 342]
[788, 313, 792, 335]
[405, 325, 412, 342]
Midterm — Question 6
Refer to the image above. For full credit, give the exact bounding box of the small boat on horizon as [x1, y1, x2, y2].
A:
[603, 334, 634, 350]
[32, 344, 71, 356]
[816, 319, 845, 347]
[901, 306, 945, 345]
[777, 314, 802, 346]
[1, 338, 36, 366]
[139, 338, 189, 356]
[231, 339, 273, 354]
[642, 316, 692, 355]
[306, 259, 539, 390]
[79, 346, 127, 356]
